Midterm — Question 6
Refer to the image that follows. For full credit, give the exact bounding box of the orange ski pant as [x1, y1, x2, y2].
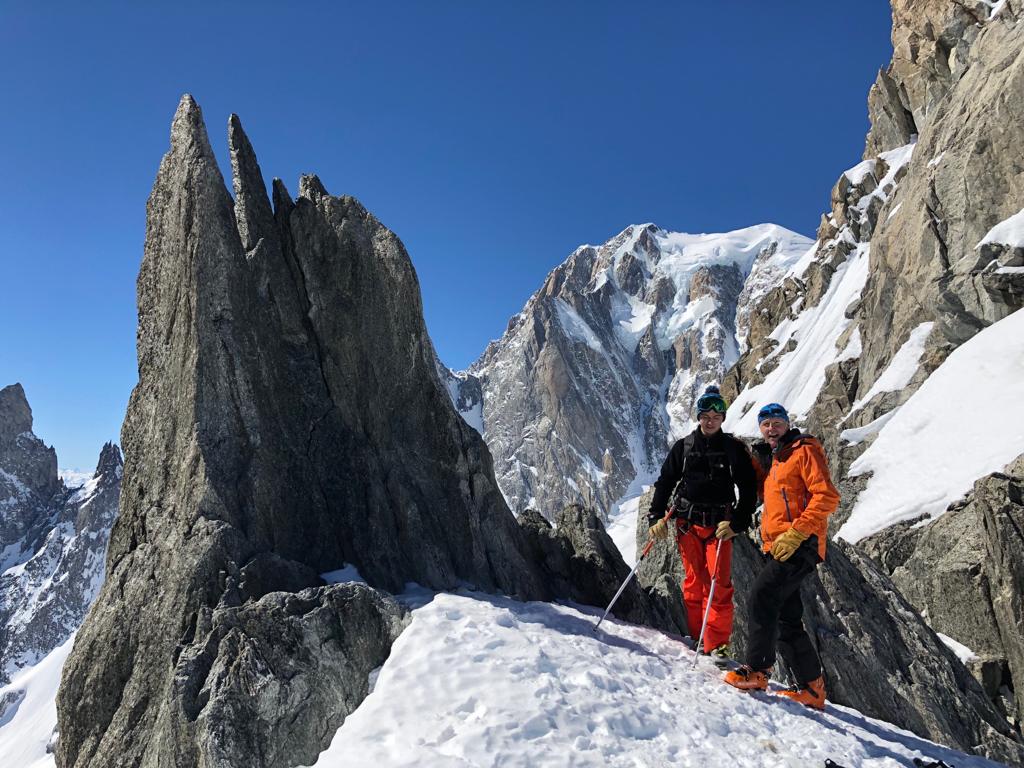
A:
[675, 523, 733, 652]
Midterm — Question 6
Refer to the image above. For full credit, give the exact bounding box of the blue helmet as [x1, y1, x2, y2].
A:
[757, 402, 790, 424]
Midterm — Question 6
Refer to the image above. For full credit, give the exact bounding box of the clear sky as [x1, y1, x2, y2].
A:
[0, 2, 893, 471]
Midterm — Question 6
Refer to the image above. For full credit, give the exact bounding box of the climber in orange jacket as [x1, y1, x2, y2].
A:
[723, 402, 839, 709]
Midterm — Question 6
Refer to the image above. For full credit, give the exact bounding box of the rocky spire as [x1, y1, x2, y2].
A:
[297, 172, 328, 202]
[93, 441, 122, 480]
[0, 383, 58, 503]
[228, 114, 275, 253]
[60, 95, 623, 768]
[0, 383, 32, 442]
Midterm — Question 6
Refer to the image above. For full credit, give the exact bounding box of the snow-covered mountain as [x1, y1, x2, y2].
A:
[454, 223, 812, 522]
[0, 384, 122, 687]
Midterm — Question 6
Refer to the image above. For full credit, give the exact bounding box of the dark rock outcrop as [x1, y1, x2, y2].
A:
[56, 96, 554, 768]
[518, 504, 683, 634]
[71, 583, 406, 768]
[795, 540, 1022, 765]
[865, 455, 1024, 727]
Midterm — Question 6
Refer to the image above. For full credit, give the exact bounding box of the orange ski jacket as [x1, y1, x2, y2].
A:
[756, 431, 839, 560]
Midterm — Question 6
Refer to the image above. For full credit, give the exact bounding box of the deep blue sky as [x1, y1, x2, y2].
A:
[0, 2, 893, 471]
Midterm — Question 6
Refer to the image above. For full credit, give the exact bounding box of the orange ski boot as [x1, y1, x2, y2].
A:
[723, 665, 769, 691]
[774, 676, 826, 709]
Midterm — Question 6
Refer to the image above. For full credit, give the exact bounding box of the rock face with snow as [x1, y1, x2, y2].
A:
[725, 0, 1024, 464]
[857, 0, 1024, 382]
[0, 385, 122, 687]
[464, 223, 811, 521]
[715, 8, 1024, 751]
[863, 454, 1024, 728]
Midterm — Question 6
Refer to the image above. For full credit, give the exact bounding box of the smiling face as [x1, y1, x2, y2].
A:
[759, 417, 789, 447]
[698, 410, 725, 436]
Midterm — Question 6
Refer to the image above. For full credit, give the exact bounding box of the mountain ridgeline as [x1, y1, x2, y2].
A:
[449, 224, 812, 521]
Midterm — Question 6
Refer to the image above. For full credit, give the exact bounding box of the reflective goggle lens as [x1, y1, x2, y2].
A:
[696, 395, 727, 414]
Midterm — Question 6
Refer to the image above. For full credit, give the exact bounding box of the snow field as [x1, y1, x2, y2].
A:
[839, 307, 1024, 542]
[309, 590, 993, 768]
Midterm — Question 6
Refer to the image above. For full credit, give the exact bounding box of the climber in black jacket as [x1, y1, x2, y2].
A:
[646, 385, 757, 660]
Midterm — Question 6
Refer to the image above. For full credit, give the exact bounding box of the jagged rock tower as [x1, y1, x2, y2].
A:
[55, 95, 558, 768]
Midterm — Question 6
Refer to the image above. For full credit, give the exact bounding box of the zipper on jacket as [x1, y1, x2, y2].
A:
[782, 488, 792, 522]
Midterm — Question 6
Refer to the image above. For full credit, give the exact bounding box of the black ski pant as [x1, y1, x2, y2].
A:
[745, 538, 822, 684]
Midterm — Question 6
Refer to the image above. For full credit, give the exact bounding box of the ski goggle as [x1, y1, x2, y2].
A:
[757, 403, 790, 423]
[696, 394, 727, 415]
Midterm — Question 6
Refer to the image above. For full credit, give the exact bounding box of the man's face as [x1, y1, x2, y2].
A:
[759, 417, 789, 445]
[698, 411, 725, 435]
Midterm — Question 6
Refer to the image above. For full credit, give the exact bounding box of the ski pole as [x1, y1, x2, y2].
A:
[690, 536, 724, 668]
[593, 506, 674, 632]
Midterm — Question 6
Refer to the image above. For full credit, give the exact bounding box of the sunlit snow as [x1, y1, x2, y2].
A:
[727, 244, 871, 436]
[838, 308, 1024, 542]
[0, 633, 74, 768]
[978, 206, 1024, 249]
[843, 321, 933, 419]
[304, 590, 995, 767]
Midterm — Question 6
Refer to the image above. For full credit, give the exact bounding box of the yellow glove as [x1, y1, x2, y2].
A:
[770, 527, 809, 561]
[649, 519, 669, 540]
[715, 521, 737, 540]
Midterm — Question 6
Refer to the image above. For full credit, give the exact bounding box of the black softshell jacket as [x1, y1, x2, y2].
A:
[646, 428, 757, 531]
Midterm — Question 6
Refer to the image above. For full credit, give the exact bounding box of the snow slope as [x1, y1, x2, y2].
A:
[304, 589, 996, 768]
[0, 633, 73, 768]
[727, 243, 871, 436]
[0, 590, 1005, 767]
[838, 307, 1024, 542]
[725, 141, 917, 439]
